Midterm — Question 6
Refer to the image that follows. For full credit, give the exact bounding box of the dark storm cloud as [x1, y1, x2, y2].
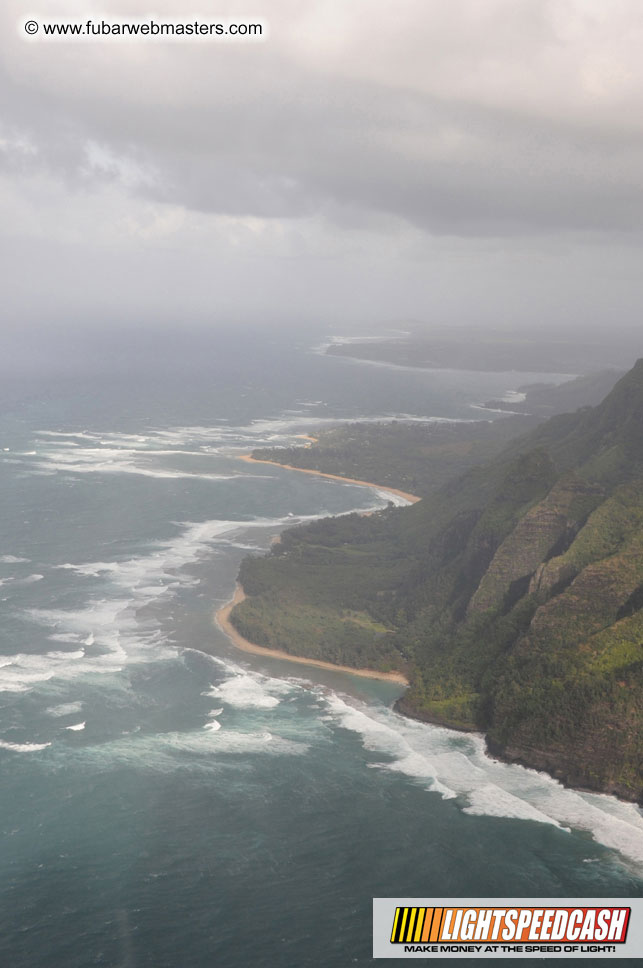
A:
[3, 0, 643, 337]
[3, 68, 643, 238]
[3, 0, 643, 238]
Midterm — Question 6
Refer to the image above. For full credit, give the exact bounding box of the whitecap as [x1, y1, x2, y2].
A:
[322, 692, 643, 867]
[64, 722, 86, 731]
[46, 649, 85, 660]
[0, 739, 51, 752]
[46, 701, 84, 717]
[462, 784, 565, 829]
[206, 675, 284, 709]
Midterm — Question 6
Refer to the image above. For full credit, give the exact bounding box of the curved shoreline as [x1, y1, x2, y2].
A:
[215, 584, 409, 685]
[238, 454, 421, 505]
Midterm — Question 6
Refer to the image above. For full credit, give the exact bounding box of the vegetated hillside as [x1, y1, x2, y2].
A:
[482, 369, 624, 417]
[251, 417, 538, 497]
[232, 361, 643, 801]
[250, 371, 624, 497]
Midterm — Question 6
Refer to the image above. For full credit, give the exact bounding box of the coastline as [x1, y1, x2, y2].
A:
[215, 583, 409, 685]
[224, 451, 638, 803]
[238, 454, 421, 505]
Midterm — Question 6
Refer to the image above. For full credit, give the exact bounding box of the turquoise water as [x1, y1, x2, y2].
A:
[0, 330, 640, 967]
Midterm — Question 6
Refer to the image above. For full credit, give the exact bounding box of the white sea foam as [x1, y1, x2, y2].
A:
[46, 649, 85, 660]
[50, 725, 309, 773]
[0, 739, 51, 752]
[46, 701, 84, 717]
[23, 415, 477, 494]
[0, 555, 30, 564]
[15, 574, 44, 584]
[22, 599, 140, 690]
[19, 511, 344, 697]
[205, 671, 292, 710]
[371, 488, 413, 508]
[470, 404, 524, 416]
[15, 511, 324, 697]
[462, 784, 566, 828]
[28, 428, 261, 481]
[64, 722, 86, 731]
[160, 728, 307, 757]
[323, 693, 643, 867]
[0, 652, 57, 692]
[31, 444, 245, 480]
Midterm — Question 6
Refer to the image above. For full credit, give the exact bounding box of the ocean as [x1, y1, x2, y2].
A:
[0, 327, 641, 968]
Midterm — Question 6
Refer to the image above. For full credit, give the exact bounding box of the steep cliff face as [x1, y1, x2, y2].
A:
[405, 365, 643, 800]
[233, 361, 643, 801]
[467, 475, 598, 614]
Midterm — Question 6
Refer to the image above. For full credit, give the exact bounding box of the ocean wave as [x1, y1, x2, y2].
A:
[19, 514, 340, 696]
[0, 739, 51, 752]
[0, 631, 126, 693]
[22, 599, 146, 691]
[161, 727, 308, 758]
[322, 692, 643, 867]
[25, 415, 483, 492]
[39, 725, 308, 774]
[371, 488, 414, 508]
[30, 448, 247, 481]
[46, 701, 84, 717]
[205, 670, 294, 710]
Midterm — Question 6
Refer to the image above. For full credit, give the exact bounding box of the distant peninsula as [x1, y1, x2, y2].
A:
[225, 364, 643, 802]
[326, 330, 636, 376]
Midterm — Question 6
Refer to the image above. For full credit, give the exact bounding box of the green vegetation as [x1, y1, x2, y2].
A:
[232, 361, 643, 801]
[252, 418, 537, 496]
[482, 370, 624, 417]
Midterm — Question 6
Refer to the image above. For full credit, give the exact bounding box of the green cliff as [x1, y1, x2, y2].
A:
[232, 361, 643, 801]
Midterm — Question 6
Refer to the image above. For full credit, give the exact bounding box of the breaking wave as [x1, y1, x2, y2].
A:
[322, 693, 643, 867]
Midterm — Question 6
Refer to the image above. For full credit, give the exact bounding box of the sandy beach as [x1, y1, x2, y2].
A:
[215, 584, 409, 685]
[238, 454, 421, 505]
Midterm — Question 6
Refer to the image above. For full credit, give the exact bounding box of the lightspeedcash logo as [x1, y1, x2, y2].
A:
[389, 906, 629, 945]
[373, 898, 641, 959]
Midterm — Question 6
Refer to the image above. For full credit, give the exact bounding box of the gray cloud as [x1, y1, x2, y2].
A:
[3, 0, 643, 336]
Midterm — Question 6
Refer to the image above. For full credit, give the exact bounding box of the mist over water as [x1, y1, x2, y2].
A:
[0, 329, 640, 968]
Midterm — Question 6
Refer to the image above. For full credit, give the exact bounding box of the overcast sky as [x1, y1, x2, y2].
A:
[3, 0, 643, 346]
